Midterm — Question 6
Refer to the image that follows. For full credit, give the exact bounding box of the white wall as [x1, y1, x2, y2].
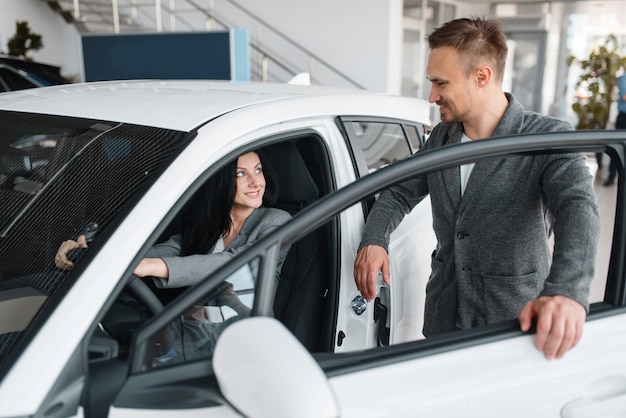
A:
[1, 0, 405, 92]
[1, 0, 82, 81]
[237, 0, 403, 94]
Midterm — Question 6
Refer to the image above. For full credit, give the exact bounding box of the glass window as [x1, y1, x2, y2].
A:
[142, 261, 258, 370]
[405, 124, 424, 152]
[0, 111, 191, 371]
[0, 68, 37, 91]
[349, 122, 412, 172]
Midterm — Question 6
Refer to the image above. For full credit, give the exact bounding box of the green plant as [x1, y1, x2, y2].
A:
[568, 34, 626, 130]
[7, 21, 43, 61]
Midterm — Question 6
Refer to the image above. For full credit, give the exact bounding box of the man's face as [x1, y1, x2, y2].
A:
[426, 46, 475, 124]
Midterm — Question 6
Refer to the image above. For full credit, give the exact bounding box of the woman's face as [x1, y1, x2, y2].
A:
[233, 151, 266, 211]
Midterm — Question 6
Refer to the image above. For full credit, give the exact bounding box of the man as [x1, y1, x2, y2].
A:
[354, 18, 600, 360]
[606, 72, 626, 185]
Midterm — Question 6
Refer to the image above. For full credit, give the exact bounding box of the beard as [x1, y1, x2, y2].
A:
[437, 100, 470, 123]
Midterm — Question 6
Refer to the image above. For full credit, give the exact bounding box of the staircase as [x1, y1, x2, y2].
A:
[42, 0, 364, 88]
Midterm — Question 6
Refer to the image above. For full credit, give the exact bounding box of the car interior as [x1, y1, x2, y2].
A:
[100, 133, 339, 359]
[80, 133, 341, 415]
[264, 138, 337, 352]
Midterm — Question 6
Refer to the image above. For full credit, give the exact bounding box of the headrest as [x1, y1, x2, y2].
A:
[264, 142, 319, 208]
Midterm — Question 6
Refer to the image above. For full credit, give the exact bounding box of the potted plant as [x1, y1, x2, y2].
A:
[569, 34, 626, 130]
[6, 21, 43, 61]
[568, 34, 626, 184]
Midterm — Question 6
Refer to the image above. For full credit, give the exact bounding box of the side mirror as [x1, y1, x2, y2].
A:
[213, 317, 340, 418]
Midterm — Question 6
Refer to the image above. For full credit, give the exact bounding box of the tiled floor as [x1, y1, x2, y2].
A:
[589, 157, 618, 303]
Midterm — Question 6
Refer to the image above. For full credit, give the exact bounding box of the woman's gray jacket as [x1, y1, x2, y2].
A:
[146, 207, 291, 288]
[359, 94, 601, 336]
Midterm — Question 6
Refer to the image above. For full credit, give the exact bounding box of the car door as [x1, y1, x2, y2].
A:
[338, 118, 434, 349]
[113, 130, 626, 417]
[314, 130, 626, 417]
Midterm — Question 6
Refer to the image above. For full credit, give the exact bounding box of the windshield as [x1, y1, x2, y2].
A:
[0, 110, 191, 371]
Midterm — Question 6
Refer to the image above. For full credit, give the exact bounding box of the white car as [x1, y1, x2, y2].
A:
[0, 80, 623, 418]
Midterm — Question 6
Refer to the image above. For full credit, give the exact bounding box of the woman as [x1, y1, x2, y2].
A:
[134, 150, 291, 289]
[55, 150, 291, 364]
[56, 150, 291, 290]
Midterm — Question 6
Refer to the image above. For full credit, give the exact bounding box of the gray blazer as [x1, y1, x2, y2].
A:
[360, 94, 600, 336]
[147, 207, 291, 288]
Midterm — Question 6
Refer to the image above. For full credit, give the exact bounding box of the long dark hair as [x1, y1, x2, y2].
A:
[180, 150, 278, 255]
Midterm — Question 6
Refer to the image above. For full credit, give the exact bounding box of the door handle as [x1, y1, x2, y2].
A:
[561, 375, 626, 417]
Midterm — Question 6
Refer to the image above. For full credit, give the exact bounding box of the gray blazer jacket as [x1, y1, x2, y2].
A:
[147, 207, 291, 288]
[360, 94, 600, 336]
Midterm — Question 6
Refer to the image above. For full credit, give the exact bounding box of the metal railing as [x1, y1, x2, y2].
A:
[45, 0, 364, 88]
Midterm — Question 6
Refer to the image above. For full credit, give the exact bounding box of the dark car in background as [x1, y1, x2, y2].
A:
[0, 55, 71, 92]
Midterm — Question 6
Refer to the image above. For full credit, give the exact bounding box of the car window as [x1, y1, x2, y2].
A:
[0, 67, 37, 91]
[405, 124, 427, 153]
[141, 261, 258, 370]
[346, 121, 412, 172]
[0, 111, 191, 373]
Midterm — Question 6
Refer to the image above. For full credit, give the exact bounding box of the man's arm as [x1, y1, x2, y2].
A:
[355, 175, 429, 301]
[521, 153, 600, 359]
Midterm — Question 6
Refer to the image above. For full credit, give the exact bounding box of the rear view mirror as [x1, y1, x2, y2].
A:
[1, 148, 31, 178]
[0, 148, 41, 194]
[213, 317, 340, 418]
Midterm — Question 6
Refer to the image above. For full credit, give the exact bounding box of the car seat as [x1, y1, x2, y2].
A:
[263, 141, 330, 351]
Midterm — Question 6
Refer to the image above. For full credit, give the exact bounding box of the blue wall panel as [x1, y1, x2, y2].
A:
[230, 28, 250, 82]
[82, 30, 249, 82]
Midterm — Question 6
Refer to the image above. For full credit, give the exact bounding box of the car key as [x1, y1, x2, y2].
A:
[82, 222, 99, 244]
[67, 222, 99, 262]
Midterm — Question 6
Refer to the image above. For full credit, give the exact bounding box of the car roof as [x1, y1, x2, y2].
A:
[0, 80, 431, 132]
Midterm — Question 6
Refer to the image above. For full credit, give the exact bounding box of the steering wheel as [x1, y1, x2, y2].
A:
[72, 223, 164, 316]
[126, 276, 164, 315]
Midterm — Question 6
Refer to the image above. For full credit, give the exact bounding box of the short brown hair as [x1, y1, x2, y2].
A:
[427, 17, 508, 81]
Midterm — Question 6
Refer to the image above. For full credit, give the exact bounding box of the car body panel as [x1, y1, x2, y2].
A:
[328, 312, 626, 418]
[388, 202, 436, 343]
[334, 199, 434, 352]
[0, 80, 430, 132]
